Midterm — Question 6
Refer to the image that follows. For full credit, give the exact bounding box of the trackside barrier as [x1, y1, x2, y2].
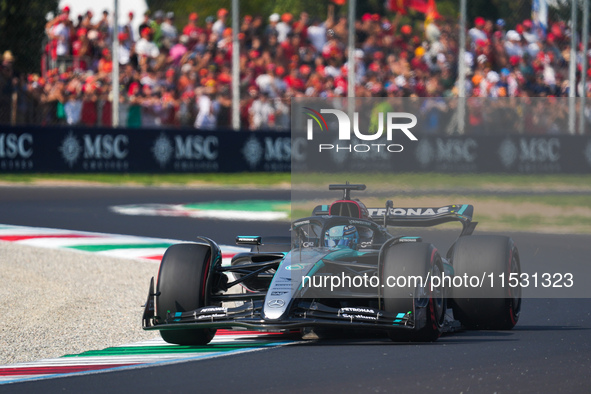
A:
[0, 126, 290, 173]
[0, 126, 590, 173]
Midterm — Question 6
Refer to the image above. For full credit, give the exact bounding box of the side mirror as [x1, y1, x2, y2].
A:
[235, 236, 262, 246]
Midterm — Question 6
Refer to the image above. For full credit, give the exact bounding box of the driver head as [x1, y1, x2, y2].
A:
[324, 225, 359, 250]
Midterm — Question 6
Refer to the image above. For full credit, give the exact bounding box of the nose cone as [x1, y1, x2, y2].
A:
[263, 248, 331, 320]
[263, 252, 296, 320]
[263, 297, 290, 320]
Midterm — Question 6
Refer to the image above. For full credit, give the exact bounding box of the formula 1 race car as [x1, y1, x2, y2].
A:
[142, 183, 521, 344]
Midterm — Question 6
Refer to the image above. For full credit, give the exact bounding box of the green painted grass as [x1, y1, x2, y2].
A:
[495, 214, 591, 228]
[481, 194, 591, 209]
[2, 172, 591, 190]
[292, 192, 591, 233]
[185, 200, 290, 212]
[292, 172, 591, 191]
[0, 173, 291, 187]
[62, 343, 273, 357]
[67, 243, 174, 252]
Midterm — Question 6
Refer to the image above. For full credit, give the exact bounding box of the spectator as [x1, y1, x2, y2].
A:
[46, 14, 72, 59]
[255, 63, 277, 97]
[0, 51, 16, 123]
[292, 11, 309, 41]
[126, 81, 142, 127]
[204, 15, 216, 37]
[249, 91, 275, 129]
[169, 35, 189, 66]
[2, 6, 586, 134]
[212, 9, 228, 41]
[118, 32, 133, 65]
[495, 18, 506, 37]
[177, 90, 196, 126]
[135, 27, 160, 67]
[266, 13, 280, 40]
[183, 12, 202, 45]
[140, 84, 162, 127]
[80, 87, 97, 126]
[96, 10, 111, 44]
[194, 86, 219, 129]
[522, 19, 538, 44]
[150, 10, 165, 48]
[161, 12, 178, 47]
[504, 30, 524, 58]
[138, 11, 151, 39]
[72, 27, 92, 71]
[276, 13, 293, 43]
[307, 18, 327, 53]
[216, 88, 232, 128]
[79, 10, 94, 31]
[61, 5, 71, 22]
[469, 17, 488, 49]
[97, 49, 113, 76]
[274, 95, 290, 130]
[125, 11, 136, 42]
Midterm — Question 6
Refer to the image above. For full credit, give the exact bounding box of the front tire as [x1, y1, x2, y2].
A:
[381, 242, 445, 342]
[156, 243, 217, 345]
[451, 235, 521, 330]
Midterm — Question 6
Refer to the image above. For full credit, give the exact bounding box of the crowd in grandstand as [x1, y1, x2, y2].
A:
[0, 4, 590, 131]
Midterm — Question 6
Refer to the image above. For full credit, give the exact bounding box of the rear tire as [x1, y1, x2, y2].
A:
[156, 243, 217, 345]
[451, 235, 521, 330]
[381, 242, 445, 342]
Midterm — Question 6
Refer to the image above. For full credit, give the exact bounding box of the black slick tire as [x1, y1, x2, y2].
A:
[451, 235, 521, 330]
[381, 242, 445, 342]
[156, 243, 217, 345]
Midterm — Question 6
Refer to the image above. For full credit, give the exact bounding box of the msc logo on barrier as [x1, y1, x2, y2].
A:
[415, 138, 478, 172]
[303, 107, 418, 153]
[242, 136, 290, 171]
[498, 137, 561, 173]
[60, 132, 129, 170]
[0, 133, 33, 170]
[152, 134, 219, 171]
[0, 133, 33, 159]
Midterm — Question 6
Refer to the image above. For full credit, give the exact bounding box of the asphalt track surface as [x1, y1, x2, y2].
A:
[1, 186, 590, 393]
[0, 186, 292, 244]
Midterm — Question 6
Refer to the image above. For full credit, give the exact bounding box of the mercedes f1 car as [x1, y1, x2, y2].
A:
[142, 183, 521, 344]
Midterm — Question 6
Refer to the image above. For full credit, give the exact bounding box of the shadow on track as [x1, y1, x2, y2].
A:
[511, 325, 591, 332]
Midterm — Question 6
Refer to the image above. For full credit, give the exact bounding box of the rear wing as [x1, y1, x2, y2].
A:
[367, 204, 477, 235]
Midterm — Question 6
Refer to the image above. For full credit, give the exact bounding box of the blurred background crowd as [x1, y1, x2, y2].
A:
[0, 1, 590, 132]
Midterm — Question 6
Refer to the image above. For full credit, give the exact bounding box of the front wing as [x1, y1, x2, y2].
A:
[143, 292, 426, 334]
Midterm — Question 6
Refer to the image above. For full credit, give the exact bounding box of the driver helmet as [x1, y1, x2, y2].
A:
[324, 225, 359, 249]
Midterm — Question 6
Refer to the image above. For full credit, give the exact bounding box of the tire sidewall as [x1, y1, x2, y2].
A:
[381, 242, 445, 341]
[155, 243, 212, 323]
[451, 235, 521, 329]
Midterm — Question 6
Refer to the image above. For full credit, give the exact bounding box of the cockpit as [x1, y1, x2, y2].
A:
[292, 217, 388, 251]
